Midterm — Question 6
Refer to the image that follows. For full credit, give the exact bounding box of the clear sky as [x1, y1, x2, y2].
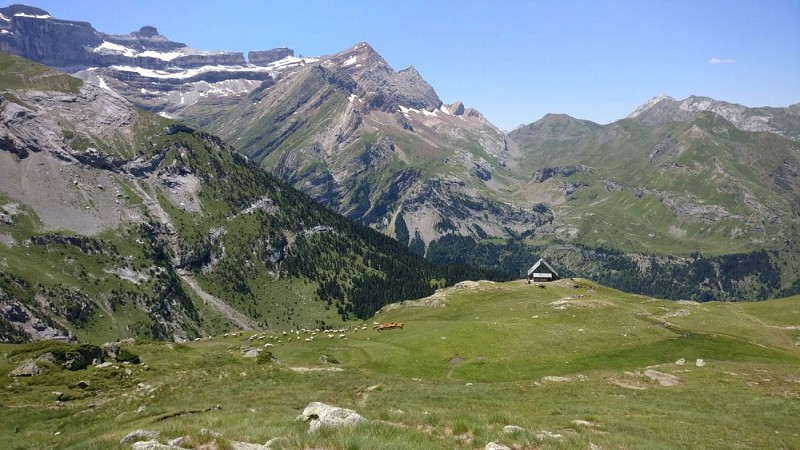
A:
[24, 0, 800, 130]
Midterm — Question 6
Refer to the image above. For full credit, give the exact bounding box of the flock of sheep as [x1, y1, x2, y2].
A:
[214, 321, 405, 347]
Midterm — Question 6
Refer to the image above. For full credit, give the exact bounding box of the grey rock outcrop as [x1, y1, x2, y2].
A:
[0, 300, 72, 342]
[296, 401, 368, 432]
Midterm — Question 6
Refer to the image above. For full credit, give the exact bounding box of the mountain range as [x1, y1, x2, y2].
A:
[0, 50, 505, 343]
[1, 3, 799, 341]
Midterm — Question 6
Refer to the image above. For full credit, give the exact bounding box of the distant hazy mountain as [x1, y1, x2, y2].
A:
[628, 94, 800, 141]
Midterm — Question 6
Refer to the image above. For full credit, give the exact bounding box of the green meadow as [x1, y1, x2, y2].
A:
[2, 279, 799, 449]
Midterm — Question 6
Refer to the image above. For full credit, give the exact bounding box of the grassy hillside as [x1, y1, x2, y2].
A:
[3, 279, 798, 449]
[0, 52, 83, 93]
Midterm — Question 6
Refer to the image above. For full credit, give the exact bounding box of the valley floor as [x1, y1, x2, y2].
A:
[2, 279, 799, 449]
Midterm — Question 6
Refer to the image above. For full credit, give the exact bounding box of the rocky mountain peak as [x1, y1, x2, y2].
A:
[135, 25, 159, 38]
[628, 94, 676, 119]
[319, 41, 441, 113]
[399, 65, 420, 76]
[325, 41, 388, 72]
[1, 4, 49, 16]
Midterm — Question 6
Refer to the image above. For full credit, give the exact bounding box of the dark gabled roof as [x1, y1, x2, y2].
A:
[527, 258, 559, 278]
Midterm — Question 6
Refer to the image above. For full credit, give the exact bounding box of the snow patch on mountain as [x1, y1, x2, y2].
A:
[399, 105, 438, 117]
[342, 55, 358, 67]
[265, 55, 319, 71]
[93, 41, 138, 57]
[92, 42, 234, 62]
[96, 76, 111, 91]
[13, 12, 50, 19]
[109, 64, 271, 79]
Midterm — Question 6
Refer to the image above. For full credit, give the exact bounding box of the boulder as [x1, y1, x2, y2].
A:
[503, 425, 525, 434]
[695, 358, 706, 367]
[230, 442, 268, 450]
[120, 429, 159, 445]
[102, 342, 120, 360]
[131, 441, 181, 450]
[8, 360, 40, 377]
[243, 348, 261, 358]
[296, 402, 368, 432]
[485, 443, 512, 450]
[63, 352, 89, 371]
[36, 352, 59, 365]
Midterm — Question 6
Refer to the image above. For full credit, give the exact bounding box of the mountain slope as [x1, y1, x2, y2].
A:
[179, 42, 548, 247]
[501, 99, 800, 299]
[0, 53, 507, 343]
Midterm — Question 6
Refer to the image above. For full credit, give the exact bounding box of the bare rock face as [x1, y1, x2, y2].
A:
[0, 5, 102, 71]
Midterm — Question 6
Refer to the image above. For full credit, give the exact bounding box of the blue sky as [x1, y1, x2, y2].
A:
[27, 0, 800, 130]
